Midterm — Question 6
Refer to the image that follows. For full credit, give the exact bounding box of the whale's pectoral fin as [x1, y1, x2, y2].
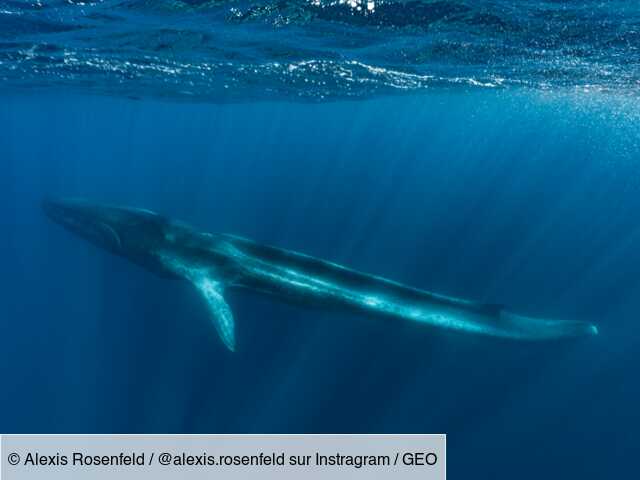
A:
[193, 278, 236, 352]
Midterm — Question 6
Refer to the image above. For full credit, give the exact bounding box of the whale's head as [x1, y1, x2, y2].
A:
[43, 198, 172, 274]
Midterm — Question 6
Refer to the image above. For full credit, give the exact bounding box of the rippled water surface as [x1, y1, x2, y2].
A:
[2, 0, 639, 100]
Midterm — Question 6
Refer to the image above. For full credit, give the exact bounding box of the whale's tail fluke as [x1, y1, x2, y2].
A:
[496, 312, 598, 340]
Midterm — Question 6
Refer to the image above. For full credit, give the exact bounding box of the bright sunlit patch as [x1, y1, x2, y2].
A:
[312, 0, 376, 13]
[363, 296, 382, 307]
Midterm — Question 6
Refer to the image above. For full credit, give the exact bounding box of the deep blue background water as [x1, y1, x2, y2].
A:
[1, 90, 639, 478]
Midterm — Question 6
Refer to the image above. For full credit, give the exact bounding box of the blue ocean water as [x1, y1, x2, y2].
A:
[2, 1, 640, 479]
[2, 0, 639, 99]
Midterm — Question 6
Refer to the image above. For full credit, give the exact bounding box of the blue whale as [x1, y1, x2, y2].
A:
[43, 199, 598, 351]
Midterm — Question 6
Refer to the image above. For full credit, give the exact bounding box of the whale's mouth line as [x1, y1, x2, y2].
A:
[42, 199, 87, 230]
[42, 198, 123, 253]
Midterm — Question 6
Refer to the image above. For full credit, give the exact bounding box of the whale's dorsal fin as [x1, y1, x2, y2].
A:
[192, 277, 236, 352]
